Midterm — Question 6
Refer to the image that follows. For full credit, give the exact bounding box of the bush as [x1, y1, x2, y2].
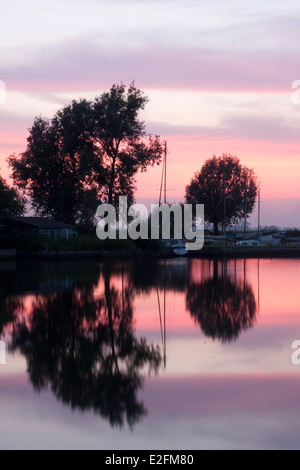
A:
[286, 229, 300, 237]
[0, 233, 48, 251]
[0, 233, 134, 252]
[47, 236, 134, 252]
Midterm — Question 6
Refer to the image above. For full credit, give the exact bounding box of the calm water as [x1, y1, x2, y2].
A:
[1, 257, 300, 450]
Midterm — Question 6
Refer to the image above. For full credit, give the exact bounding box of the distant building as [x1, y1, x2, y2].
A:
[6, 217, 78, 240]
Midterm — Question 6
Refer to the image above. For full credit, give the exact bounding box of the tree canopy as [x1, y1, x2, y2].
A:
[0, 175, 25, 219]
[8, 83, 163, 225]
[185, 154, 258, 234]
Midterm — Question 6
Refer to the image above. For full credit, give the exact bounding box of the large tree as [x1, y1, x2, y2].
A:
[186, 154, 258, 234]
[8, 103, 96, 225]
[0, 175, 25, 219]
[91, 83, 163, 206]
[8, 83, 163, 225]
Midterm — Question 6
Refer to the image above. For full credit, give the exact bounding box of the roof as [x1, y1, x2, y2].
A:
[6, 217, 76, 230]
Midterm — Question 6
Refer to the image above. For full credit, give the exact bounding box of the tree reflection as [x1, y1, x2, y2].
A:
[0, 260, 102, 335]
[0, 265, 23, 335]
[0, 295, 22, 335]
[9, 266, 162, 428]
[186, 260, 257, 342]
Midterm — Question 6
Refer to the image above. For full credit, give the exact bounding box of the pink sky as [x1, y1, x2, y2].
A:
[1, 0, 300, 227]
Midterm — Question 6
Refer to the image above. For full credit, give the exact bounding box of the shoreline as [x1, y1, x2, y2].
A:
[2, 246, 300, 260]
[188, 246, 300, 259]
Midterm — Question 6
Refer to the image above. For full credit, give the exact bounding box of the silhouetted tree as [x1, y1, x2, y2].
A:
[9, 84, 163, 224]
[0, 295, 22, 336]
[186, 260, 257, 342]
[186, 154, 258, 234]
[8, 102, 97, 225]
[92, 83, 163, 206]
[0, 175, 25, 219]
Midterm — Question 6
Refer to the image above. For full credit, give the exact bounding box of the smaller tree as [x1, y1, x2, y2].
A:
[186, 154, 258, 234]
[0, 175, 25, 219]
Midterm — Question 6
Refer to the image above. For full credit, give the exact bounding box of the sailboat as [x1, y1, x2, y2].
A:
[159, 142, 188, 257]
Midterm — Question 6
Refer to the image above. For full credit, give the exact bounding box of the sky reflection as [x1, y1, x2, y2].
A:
[0, 258, 300, 449]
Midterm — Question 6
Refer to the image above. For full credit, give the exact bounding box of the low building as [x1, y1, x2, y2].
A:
[6, 217, 78, 240]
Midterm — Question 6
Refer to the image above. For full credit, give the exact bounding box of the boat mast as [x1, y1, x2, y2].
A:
[156, 263, 167, 369]
[244, 174, 248, 239]
[163, 269, 167, 368]
[223, 168, 226, 243]
[159, 141, 167, 206]
[257, 187, 261, 239]
[164, 141, 167, 205]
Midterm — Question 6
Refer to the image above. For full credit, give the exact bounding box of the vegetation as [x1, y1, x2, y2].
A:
[0, 233, 134, 252]
[0, 175, 25, 219]
[286, 229, 300, 237]
[2, 85, 276, 252]
[6, 266, 162, 427]
[186, 154, 258, 235]
[8, 83, 163, 225]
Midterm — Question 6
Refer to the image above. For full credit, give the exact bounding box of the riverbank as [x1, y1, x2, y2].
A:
[16, 250, 138, 260]
[190, 246, 300, 258]
[8, 245, 300, 260]
[0, 249, 16, 260]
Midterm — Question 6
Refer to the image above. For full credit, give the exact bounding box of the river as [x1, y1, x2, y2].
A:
[0, 258, 300, 449]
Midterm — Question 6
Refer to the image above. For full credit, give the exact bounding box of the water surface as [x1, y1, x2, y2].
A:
[0, 258, 300, 449]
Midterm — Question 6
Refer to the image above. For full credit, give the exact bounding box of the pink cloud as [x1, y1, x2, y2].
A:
[2, 39, 299, 93]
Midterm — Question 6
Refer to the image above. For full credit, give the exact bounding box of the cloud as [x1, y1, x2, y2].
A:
[147, 112, 300, 144]
[2, 0, 300, 96]
[1, 36, 299, 94]
[222, 115, 300, 143]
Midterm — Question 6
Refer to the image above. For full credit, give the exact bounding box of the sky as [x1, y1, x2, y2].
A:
[1, 0, 300, 226]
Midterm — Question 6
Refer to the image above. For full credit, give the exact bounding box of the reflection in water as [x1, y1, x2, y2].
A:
[186, 260, 257, 342]
[7, 264, 162, 428]
[0, 295, 21, 336]
[0, 258, 258, 427]
[0, 263, 22, 335]
[0, 260, 102, 334]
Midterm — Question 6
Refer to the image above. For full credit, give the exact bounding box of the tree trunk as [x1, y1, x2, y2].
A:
[108, 181, 114, 206]
[213, 259, 219, 282]
[213, 219, 219, 235]
[104, 271, 119, 374]
[108, 155, 117, 205]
